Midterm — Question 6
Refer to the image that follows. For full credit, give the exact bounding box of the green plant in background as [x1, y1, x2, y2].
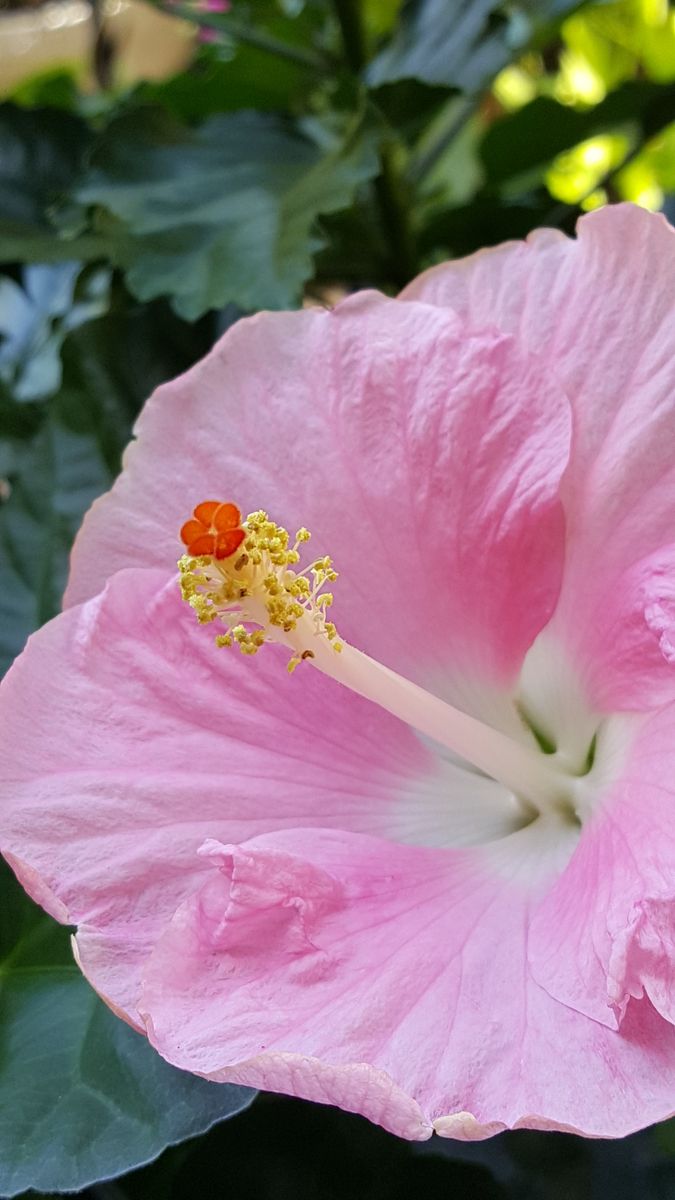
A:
[495, 0, 675, 210]
[0, 1, 674, 1196]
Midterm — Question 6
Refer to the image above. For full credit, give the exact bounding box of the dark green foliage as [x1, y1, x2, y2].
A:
[481, 82, 675, 185]
[0, 106, 99, 262]
[75, 108, 379, 318]
[0, 291, 210, 673]
[81, 1093, 675, 1200]
[367, 0, 586, 91]
[0, 863, 254, 1197]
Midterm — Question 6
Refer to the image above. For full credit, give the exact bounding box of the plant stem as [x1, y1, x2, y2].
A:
[408, 95, 478, 185]
[375, 140, 419, 286]
[331, 0, 417, 286]
[89, 0, 115, 89]
[331, 0, 368, 72]
[172, 7, 329, 72]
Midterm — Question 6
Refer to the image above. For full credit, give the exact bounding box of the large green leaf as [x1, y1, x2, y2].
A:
[0, 862, 254, 1197]
[367, 0, 585, 93]
[75, 108, 378, 319]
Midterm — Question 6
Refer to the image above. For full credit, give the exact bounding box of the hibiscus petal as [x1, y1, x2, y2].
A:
[64, 293, 570, 709]
[530, 702, 675, 1029]
[0, 566, 520, 1020]
[140, 824, 675, 1139]
[404, 204, 675, 711]
[4, 569, 675, 1137]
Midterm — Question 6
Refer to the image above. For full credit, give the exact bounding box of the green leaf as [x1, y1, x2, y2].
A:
[134, 43, 313, 120]
[0, 263, 109, 403]
[75, 108, 379, 319]
[56, 298, 212, 472]
[0, 296, 210, 673]
[418, 191, 567, 259]
[369, 79, 458, 143]
[637, 122, 675, 192]
[367, 0, 584, 93]
[313, 200, 390, 288]
[480, 81, 675, 186]
[0, 104, 93, 263]
[0, 409, 114, 672]
[0, 861, 254, 1197]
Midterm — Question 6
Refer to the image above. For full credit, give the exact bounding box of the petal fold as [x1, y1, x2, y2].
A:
[140, 825, 675, 1139]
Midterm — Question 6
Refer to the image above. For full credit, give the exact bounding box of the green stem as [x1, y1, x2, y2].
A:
[331, 0, 368, 71]
[331, 0, 417, 286]
[375, 141, 419, 286]
[171, 7, 329, 72]
[408, 95, 478, 184]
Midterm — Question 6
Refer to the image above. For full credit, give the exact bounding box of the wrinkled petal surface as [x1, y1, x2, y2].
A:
[404, 204, 675, 711]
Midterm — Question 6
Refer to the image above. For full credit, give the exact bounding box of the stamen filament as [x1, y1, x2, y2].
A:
[283, 616, 569, 813]
[177, 503, 571, 814]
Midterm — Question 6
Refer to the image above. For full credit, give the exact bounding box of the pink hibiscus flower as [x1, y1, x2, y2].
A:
[2, 203, 675, 1141]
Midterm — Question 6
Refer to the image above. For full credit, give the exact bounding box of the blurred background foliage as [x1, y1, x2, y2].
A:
[0, 0, 674, 1196]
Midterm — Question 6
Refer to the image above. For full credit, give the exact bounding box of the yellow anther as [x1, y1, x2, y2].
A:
[177, 509, 342, 670]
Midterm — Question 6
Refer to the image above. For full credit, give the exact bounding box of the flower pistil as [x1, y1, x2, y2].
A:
[178, 502, 342, 671]
[178, 501, 577, 816]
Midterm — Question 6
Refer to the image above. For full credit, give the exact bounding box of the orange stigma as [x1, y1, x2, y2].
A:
[179, 500, 245, 560]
